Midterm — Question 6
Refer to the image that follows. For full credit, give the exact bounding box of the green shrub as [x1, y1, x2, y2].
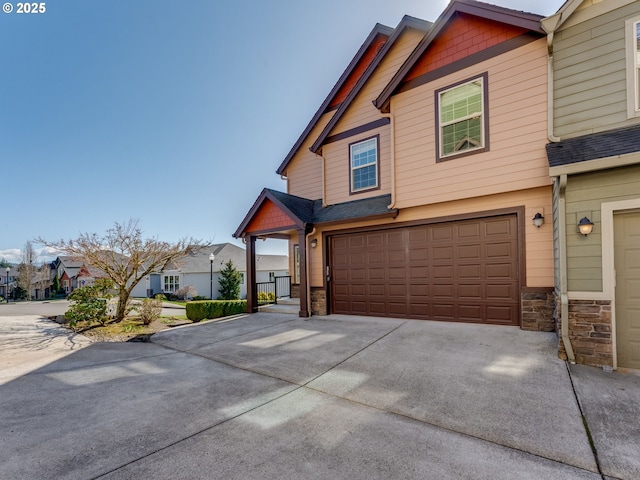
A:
[257, 291, 275, 303]
[186, 300, 246, 322]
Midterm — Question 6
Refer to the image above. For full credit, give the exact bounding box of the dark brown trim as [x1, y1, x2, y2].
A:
[276, 26, 394, 175]
[435, 72, 489, 163]
[297, 229, 310, 317]
[324, 118, 390, 146]
[521, 287, 554, 293]
[324, 205, 527, 321]
[233, 188, 306, 238]
[310, 16, 433, 154]
[246, 236, 258, 313]
[316, 210, 399, 228]
[246, 225, 298, 237]
[397, 32, 541, 98]
[348, 134, 381, 195]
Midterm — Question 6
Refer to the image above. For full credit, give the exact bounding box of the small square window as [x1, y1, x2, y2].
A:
[350, 136, 379, 193]
[436, 74, 488, 161]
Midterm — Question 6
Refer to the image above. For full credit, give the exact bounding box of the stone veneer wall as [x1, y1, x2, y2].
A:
[311, 287, 327, 316]
[290, 284, 300, 299]
[521, 288, 555, 331]
[557, 299, 612, 368]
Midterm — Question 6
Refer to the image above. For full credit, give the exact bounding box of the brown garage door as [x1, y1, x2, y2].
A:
[330, 214, 519, 325]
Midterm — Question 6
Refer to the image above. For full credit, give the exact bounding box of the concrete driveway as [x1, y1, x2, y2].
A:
[1, 312, 638, 479]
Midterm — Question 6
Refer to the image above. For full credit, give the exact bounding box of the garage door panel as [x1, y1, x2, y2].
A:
[457, 223, 481, 239]
[485, 218, 514, 237]
[432, 246, 453, 260]
[458, 304, 483, 322]
[330, 214, 519, 325]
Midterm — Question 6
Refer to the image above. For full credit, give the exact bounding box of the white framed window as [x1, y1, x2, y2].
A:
[163, 274, 180, 293]
[349, 136, 379, 193]
[269, 272, 275, 282]
[239, 273, 245, 284]
[626, 17, 640, 118]
[436, 73, 488, 160]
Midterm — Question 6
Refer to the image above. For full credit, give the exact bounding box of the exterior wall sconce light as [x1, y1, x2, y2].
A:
[532, 212, 544, 228]
[578, 217, 594, 236]
[310, 239, 318, 248]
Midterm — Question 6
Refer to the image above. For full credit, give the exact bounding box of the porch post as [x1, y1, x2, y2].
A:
[297, 228, 309, 317]
[246, 235, 258, 313]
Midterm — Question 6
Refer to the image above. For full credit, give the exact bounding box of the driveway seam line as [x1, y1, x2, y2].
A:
[565, 362, 605, 479]
[151, 316, 299, 353]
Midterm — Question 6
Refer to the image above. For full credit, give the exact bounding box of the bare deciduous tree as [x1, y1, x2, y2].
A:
[37, 219, 204, 323]
[17, 241, 37, 300]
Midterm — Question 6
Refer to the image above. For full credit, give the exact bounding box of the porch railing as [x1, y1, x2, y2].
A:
[256, 275, 291, 305]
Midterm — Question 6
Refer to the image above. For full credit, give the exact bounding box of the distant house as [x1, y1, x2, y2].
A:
[150, 243, 288, 300]
[75, 264, 108, 289]
[54, 256, 85, 294]
[0, 266, 18, 299]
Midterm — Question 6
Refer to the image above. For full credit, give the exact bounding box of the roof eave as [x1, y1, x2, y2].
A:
[375, 0, 545, 111]
[310, 15, 433, 154]
[275, 23, 394, 175]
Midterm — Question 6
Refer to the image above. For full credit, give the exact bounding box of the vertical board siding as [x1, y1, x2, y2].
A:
[392, 38, 549, 209]
[553, 2, 640, 137]
[565, 164, 640, 292]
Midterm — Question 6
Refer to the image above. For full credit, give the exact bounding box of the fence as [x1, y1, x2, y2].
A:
[256, 275, 291, 305]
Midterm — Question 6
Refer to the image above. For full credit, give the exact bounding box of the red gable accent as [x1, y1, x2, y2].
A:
[329, 35, 388, 109]
[245, 198, 296, 233]
[404, 13, 527, 82]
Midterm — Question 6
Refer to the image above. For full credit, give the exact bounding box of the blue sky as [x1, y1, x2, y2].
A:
[0, 0, 562, 264]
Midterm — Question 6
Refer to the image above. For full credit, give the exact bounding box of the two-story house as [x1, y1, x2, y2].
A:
[235, 0, 555, 332]
[543, 0, 640, 369]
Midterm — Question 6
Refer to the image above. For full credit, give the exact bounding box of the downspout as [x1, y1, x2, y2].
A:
[305, 227, 317, 316]
[558, 174, 575, 363]
[381, 110, 396, 209]
[543, 15, 573, 362]
[542, 14, 562, 143]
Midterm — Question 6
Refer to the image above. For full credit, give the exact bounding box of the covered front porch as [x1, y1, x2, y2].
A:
[233, 188, 397, 317]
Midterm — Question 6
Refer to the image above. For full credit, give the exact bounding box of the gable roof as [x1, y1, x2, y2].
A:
[374, 0, 545, 112]
[234, 188, 398, 238]
[309, 15, 433, 154]
[275, 23, 394, 175]
[541, 0, 583, 35]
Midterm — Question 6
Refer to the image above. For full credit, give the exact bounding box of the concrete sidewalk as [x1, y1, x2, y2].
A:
[1, 312, 638, 479]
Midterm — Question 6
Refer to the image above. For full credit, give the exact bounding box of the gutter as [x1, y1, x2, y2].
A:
[541, 13, 562, 143]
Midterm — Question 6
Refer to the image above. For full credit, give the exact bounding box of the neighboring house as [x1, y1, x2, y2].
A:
[543, 0, 640, 369]
[75, 264, 108, 289]
[235, 0, 555, 330]
[0, 266, 18, 299]
[154, 243, 288, 300]
[54, 256, 85, 293]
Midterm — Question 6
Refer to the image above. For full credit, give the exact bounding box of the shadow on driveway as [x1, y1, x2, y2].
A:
[2, 312, 635, 479]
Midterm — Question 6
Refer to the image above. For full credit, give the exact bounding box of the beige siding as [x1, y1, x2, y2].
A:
[323, 127, 391, 204]
[392, 38, 550, 209]
[285, 112, 333, 200]
[553, 2, 640, 138]
[310, 187, 553, 288]
[565, 164, 640, 291]
[321, 27, 425, 205]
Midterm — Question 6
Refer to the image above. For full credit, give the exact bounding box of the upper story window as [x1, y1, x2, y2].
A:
[436, 73, 489, 161]
[349, 136, 379, 193]
[626, 17, 640, 118]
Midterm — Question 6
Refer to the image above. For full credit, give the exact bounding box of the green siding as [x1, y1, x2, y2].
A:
[565, 165, 640, 291]
[553, 2, 640, 138]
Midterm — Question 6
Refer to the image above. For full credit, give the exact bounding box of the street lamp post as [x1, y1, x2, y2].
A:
[5, 267, 10, 303]
[209, 253, 215, 300]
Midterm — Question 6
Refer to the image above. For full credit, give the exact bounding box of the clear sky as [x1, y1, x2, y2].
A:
[0, 0, 562, 264]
